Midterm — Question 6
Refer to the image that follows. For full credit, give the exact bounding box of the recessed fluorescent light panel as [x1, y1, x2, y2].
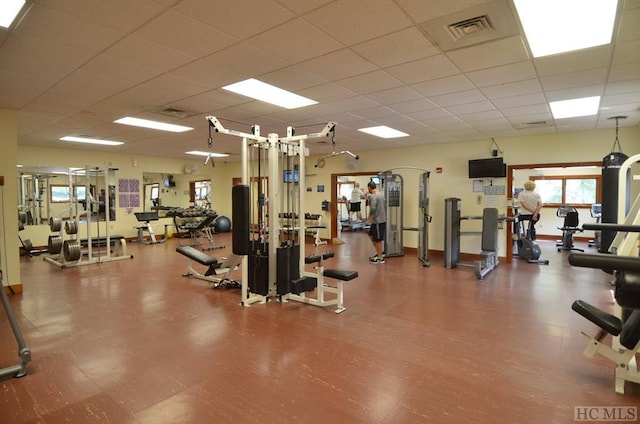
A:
[222, 78, 318, 109]
[60, 136, 124, 146]
[0, 0, 25, 28]
[514, 0, 618, 57]
[358, 126, 409, 139]
[114, 117, 193, 133]
[549, 96, 601, 119]
[185, 151, 229, 158]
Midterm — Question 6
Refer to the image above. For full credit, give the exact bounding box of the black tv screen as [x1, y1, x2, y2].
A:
[468, 158, 506, 179]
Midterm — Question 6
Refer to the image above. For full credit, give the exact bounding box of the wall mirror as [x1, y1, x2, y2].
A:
[18, 166, 115, 226]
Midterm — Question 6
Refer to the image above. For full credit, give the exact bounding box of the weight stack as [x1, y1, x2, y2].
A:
[276, 244, 300, 295]
[601, 152, 629, 253]
[248, 245, 269, 296]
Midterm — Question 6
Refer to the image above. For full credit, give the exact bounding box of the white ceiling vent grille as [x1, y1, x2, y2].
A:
[447, 15, 494, 41]
[419, 0, 518, 51]
[514, 121, 551, 129]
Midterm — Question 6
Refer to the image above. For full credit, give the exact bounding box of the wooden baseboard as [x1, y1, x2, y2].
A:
[3, 283, 23, 295]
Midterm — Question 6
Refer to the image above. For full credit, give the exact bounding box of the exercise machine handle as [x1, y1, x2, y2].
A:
[568, 253, 640, 273]
[582, 223, 640, 232]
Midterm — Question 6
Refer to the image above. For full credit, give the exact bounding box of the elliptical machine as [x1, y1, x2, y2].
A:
[513, 206, 549, 265]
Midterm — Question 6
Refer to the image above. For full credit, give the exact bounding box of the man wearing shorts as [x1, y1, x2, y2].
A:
[366, 181, 387, 264]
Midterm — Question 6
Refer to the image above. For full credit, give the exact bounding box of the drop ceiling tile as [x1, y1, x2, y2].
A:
[534, 45, 613, 77]
[274, 0, 336, 14]
[617, 7, 640, 42]
[540, 68, 608, 91]
[612, 40, 640, 65]
[458, 110, 505, 123]
[604, 79, 640, 95]
[544, 85, 606, 102]
[407, 108, 453, 121]
[135, 10, 238, 58]
[352, 27, 440, 68]
[351, 106, 399, 121]
[43, 0, 167, 32]
[300, 49, 377, 81]
[304, 0, 412, 46]
[175, 0, 294, 39]
[386, 55, 460, 84]
[601, 91, 640, 106]
[480, 78, 542, 100]
[249, 19, 342, 63]
[491, 93, 546, 109]
[17, 4, 124, 52]
[206, 43, 289, 78]
[104, 36, 196, 72]
[411, 75, 475, 97]
[299, 83, 358, 103]
[445, 100, 495, 115]
[388, 98, 440, 114]
[337, 70, 403, 94]
[365, 86, 423, 105]
[465, 60, 537, 88]
[325, 96, 380, 113]
[500, 104, 550, 118]
[0, 32, 94, 81]
[170, 57, 247, 88]
[609, 62, 640, 82]
[0, 72, 54, 109]
[446, 36, 530, 72]
[430, 89, 487, 107]
[260, 66, 328, 92]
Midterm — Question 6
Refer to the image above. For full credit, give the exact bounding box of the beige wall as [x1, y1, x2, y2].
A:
[1, 109, 20, 288]
[17, 126, 640, 258]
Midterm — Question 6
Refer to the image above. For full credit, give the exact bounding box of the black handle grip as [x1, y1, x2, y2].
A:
[568, 253, 640, 272]
[582, 223, 640, 232]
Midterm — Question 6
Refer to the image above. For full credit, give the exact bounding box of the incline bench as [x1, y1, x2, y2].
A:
[134, 212, 170, 244]
[176, 245, 242, 289]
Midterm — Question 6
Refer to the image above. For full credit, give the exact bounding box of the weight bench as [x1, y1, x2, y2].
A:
[134, 212, 169, 244]
[180, 214, 218, 247]
[287, 251, 358, 314]
[569, 250, 640, 394]
[176, 245, 242, 289]
[571, 300, 640, 394]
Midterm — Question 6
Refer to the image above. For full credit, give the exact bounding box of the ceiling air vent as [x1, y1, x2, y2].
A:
[148, 106, 198, 119]
[419, 0, 519, 51]
[514, 121, 550, 129]
[447, 15, 494, 41]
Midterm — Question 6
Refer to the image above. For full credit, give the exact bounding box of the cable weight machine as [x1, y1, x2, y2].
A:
[378, 168, 431, 266]
[206, 116, 339, 307]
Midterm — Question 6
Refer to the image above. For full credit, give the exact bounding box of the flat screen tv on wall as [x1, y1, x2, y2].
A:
[468, 158, 506, 179]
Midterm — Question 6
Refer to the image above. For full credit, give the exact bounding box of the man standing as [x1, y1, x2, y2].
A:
[350, 182, 365, 221]
[366, 181, 387, 264]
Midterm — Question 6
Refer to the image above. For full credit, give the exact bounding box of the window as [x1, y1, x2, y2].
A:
[50, 185, 70, 203]
[531, 175, 600, 207]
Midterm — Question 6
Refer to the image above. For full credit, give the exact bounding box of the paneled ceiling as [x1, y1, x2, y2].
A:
[1, 0, 639, 162]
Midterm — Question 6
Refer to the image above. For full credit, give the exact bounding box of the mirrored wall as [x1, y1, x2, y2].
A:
[18, 166, 115, 226]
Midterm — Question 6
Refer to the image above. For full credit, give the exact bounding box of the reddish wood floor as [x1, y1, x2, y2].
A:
[1, 232, 638, 423]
